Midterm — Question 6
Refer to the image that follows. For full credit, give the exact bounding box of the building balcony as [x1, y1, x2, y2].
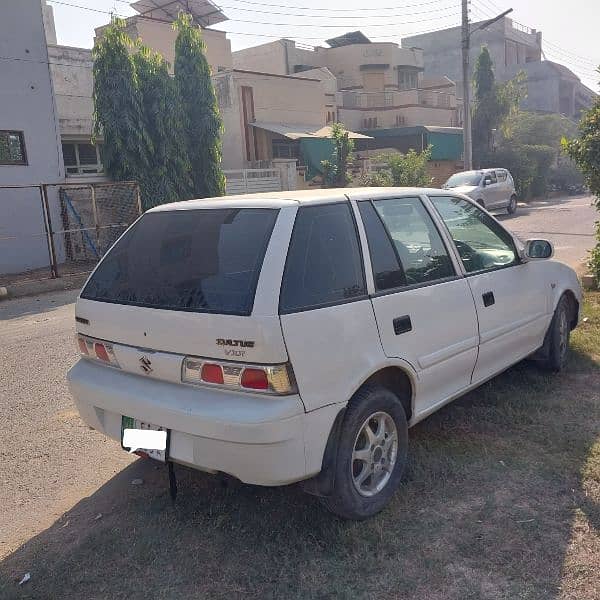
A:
[337, 89, 456, 110]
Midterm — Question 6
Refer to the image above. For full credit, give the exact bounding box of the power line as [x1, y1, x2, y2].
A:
[110, 0, 459, 19]
[47, 0, 460, 29]
[111, 0, 457, 14]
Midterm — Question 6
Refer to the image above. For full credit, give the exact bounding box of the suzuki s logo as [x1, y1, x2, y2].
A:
[139, 356, 153, 374]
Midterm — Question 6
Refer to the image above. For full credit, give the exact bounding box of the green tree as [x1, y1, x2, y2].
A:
[321, 122, 355, 187]
[472, 47, 523, 159]
[358, 146, 433, 187]
[132, 45, 193, 207]
[174, 13, 225, 198]
[92, 18, 152, 188]
[564, 80, 600, 279]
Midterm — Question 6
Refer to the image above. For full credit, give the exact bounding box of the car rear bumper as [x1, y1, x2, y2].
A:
[67, 359, 335, 486]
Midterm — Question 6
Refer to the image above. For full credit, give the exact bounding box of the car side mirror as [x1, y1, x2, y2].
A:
[483, 176, 492, 187]
[525, 239, 554, 260]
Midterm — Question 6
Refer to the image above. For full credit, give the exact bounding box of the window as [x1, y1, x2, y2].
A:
[358, 201, 405, 291]
[62, 142, 103, 175]
[485, 171, 497, 184]
[497, 170, 507, 182]
[0, 131, 27, 165]
[280, 203, 366, 313]
[81, 208, 278, 315]
[362, 117, 378, 129]
[398, 69, 418, 90]
[370, 197, 455, 286]
[430, 195, 518, 273]
[395, 114, 406, 126]
[272, 139, 300, 160]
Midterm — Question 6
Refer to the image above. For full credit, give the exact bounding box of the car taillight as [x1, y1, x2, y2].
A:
[182, 357, 296, 395]
[241, 368, 269, 390]
[76, 334, 120, 368]
[201, 363, 224, 384]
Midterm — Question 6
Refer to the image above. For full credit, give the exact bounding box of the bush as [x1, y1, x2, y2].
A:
[480, 143, 554, 199]
[357, 146, 433, 188]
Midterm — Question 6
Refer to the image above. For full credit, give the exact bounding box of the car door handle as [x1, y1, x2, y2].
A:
[393, 315, 412, 335]
[482, 291, 495, 307]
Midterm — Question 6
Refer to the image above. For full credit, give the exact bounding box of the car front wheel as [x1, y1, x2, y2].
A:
[507, 195, 517, 214]
[322, 385, 408, 520]
[540, 295, 572, 372]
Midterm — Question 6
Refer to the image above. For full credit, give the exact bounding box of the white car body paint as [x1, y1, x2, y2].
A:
[68, 187, 582, 487]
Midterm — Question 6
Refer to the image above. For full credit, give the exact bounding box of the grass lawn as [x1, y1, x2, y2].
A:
[1, 293, 599, 600]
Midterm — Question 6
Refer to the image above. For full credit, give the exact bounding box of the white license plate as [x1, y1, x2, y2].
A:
[121, 416, 168, 462]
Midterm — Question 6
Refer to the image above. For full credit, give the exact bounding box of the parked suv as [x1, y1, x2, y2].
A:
[68, 188, 581, 519]
[444, 168, 518, 214]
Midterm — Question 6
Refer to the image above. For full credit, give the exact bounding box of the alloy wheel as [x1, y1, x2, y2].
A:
[351, 411, 398, 497]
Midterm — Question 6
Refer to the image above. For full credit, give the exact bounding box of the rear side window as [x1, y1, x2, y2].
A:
[81, 208, 278, 315]
[280, 203, 366, 313]
[358, 201, 406, 291]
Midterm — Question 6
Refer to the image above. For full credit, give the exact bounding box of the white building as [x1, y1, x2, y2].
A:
[0, 0, 64, 275]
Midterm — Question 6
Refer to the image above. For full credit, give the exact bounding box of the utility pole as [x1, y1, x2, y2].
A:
[461, 0, 472, 170]
[461, 5, 513, 171]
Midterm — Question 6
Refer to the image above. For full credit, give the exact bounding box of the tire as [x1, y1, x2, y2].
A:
[321, 385, 408, 520]
[540, 295, 572, 372]
[507, 194, 517, 214]
[476, 199, 485, 208]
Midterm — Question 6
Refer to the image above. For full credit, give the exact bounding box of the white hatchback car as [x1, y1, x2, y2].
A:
[444, 168, 518, 214]
[68, 188, 581, 519]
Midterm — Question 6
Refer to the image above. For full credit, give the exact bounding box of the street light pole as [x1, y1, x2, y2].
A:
[461, 5, 513, 171]
[461, 0, 472, 170]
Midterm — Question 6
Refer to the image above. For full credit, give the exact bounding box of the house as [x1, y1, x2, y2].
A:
[232, 32, 460, 130]
[0, 0, 64, 275]
[402, 17, 596, 120]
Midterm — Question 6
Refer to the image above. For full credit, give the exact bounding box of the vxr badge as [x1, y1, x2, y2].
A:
[139, 355, 153, 374]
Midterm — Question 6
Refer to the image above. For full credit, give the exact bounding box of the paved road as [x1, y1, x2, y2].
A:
[0, 194, 596, 559]
[496, 194, 597, 271]
[0, 290, 134, 559]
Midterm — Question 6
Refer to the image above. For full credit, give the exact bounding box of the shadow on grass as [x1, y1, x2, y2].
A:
[1, 358, 598, 600]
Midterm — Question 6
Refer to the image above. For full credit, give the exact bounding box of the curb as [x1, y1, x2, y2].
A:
[0, 273, 89, 301]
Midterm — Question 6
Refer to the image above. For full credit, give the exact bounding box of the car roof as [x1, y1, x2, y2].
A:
[148, 187, 451, 212]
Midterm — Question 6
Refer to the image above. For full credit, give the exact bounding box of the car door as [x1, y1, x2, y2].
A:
[496, 170, 509, 208]
[429, 194, 552, 384]
[356, 195, 479, 419]
[484, 171, 501, 209]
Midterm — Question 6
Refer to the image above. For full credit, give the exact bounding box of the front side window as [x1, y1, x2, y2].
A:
[368, 197, 455, 287]
[430, 195, 518, 273]
[0, 130, 27, 165]
[280, 203, 366, 313]
[81, 208, 278, 315]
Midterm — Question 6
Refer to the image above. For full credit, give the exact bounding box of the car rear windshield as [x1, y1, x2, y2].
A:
[81, 208, 278, 315]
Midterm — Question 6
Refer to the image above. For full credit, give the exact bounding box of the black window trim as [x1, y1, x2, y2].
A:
[427, 194, 523, 277]
[358, 195, 458, 294]
[80, 207, 280, 317]
[0, 130, 27, 166]
[278, 201, 369, 315]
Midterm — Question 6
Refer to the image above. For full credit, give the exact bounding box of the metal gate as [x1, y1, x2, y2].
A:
[0, 181, 141, 285]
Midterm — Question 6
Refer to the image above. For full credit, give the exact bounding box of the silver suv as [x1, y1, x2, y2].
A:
[444, 168, 517, 214]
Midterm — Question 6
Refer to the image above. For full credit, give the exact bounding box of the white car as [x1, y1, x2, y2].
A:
[68, 188, 581, 519]
[444, 168, 518, 214]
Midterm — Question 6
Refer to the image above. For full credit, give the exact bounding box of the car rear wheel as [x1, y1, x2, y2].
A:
[540, 295, 572, 372]
[507, 195, 517, 214]
[321, 385, 408, 520]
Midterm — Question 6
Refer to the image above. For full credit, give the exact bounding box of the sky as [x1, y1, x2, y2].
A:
[48, 0, 600, 92]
